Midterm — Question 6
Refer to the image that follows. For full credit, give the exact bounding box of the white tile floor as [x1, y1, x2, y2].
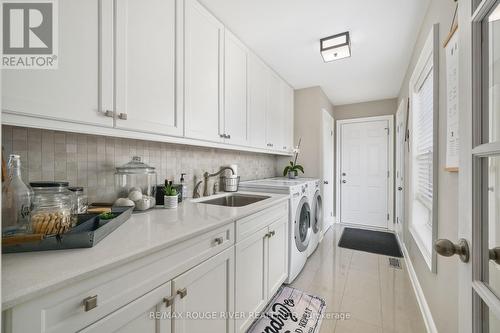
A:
[289, 225, 427, 333]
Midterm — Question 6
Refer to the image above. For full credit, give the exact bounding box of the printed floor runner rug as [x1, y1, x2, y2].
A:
[247, 286, 326, 333]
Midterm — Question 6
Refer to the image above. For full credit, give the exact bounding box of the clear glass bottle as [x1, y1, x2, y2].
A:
[1, 155, 33, 235]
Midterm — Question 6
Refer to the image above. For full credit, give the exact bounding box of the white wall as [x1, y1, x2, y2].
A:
[279, 86, 334, 178]
[334, 98, 397, 120]
[397, 0, 459, 332]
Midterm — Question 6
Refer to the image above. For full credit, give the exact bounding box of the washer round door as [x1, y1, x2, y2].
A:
[294, 197, 311, 252]
[312, 190, 323, 234]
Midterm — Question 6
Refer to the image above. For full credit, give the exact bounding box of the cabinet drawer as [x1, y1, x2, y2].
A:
[236, 201, 288, 242]
[8, 223, 234, 333]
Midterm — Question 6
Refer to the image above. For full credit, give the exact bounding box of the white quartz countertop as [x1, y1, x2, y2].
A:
[2, 191, 288, 309]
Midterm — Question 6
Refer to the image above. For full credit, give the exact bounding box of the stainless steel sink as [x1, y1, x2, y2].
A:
[197, 194, 270, 207]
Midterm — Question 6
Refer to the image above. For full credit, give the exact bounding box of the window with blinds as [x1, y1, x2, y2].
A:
[413, 70, 434, 213]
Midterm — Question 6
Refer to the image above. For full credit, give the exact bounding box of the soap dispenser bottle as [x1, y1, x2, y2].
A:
[180, 173, 188, 199]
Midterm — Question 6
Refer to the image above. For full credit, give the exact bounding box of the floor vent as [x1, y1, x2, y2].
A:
[388, 257, 402, 269]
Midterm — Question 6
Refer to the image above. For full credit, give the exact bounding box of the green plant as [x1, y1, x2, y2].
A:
[283, 161, 304, 176]
[164, 182, 178, 196]
[283, 138, 304, 176]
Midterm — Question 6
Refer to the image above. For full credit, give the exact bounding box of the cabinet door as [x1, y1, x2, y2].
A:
[265, 72, 284, 150]
[235, 228, 268, 333]
[224, 31, 249, 146]
[247, 55, 268, 149]
[114, 0, 181, 136]
[173, 247, 234, 333]
[267, 216, 288, 297]
[2, 0, 113, 127]
[282, 84, 294, 152]
[184, 0, 224, 142]
[79, 282, 172, 333]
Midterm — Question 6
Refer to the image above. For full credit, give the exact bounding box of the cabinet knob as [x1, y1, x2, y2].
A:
[177, 288, 188, 299]
[118, 113, 128, 120]
[163, 295, 175, 307]
[214, 237, 223, 245]
[226, 134, 231, 139]
[324, 181, 329, 185]
[270, 230, 275, 237]
[83, 295, 98, 312]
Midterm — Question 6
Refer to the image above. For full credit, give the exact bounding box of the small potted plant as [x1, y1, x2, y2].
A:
[163, 182, 178, 209]
[283, 138, 304, 179]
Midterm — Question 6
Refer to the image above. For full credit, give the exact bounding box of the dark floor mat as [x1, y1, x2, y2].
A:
[338, 227, 403, 257]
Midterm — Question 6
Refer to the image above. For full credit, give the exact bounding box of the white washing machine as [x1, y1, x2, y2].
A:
[239, 178, 312, 283]
[307, 179, 322, 257]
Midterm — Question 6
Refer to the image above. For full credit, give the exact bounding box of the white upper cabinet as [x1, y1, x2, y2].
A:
[282, 83, 294, 152]
[2, 0, 113, 127]
[183, 0, 224, 142]
[247, 55, 268, 149]
[223, 31, 249, 146]
[114, 0, 181, 136]
[266, 72, 284, 150]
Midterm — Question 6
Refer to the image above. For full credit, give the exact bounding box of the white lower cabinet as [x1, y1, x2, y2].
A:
[234, 210, 288, 333]
[172, 247, 234, 333]
[267, 217, 288, 296]
[2, 204, 288, 333]
[79, 282, 172, 333]
[234, 228, 268, 332]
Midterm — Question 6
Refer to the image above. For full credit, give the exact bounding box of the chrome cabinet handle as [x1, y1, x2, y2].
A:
[163, 295, 175, 307]
[83, 295, 98, 312]
[398, 186, 403, 191]
[103, 110, 114, 117]
[270, 230, 275, 237]
[214, 237, 223, 245]
[177, 288, 188, 299]
[264, 232, 271, 238]
[118, 113, 128, 120]
[324, 181, 329, 185]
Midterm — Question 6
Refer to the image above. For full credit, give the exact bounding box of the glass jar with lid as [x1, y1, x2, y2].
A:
[30, 181, 77, 235]
[114, 156, 157, 211]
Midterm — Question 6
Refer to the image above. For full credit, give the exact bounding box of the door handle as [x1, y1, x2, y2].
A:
[163, 295, 175, 307]
[489, 247, 500, 265]
[434, 238, 470, 263]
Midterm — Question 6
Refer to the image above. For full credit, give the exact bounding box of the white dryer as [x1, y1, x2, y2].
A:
[239, 178, 312, 283]
[307, 179, 322, 257]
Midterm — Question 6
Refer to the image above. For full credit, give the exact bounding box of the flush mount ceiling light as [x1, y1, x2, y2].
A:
[320, 31, 351, 62]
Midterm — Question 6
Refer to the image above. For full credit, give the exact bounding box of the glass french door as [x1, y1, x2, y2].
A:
[472, 0, 500, 331]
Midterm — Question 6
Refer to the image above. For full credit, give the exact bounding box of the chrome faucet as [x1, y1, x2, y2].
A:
[202, 167, 235, 197]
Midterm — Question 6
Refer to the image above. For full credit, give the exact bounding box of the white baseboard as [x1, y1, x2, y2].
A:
[396, 234, 438, 333]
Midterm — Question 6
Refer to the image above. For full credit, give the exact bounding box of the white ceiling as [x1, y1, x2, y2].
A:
[199, 0, 430, 106]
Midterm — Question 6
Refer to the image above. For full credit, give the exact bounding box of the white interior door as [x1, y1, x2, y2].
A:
[321, 109, 334, 231]
[339, 118, 390, 229]
[395, 100, 407, 240]
[453, 2, 500, 332]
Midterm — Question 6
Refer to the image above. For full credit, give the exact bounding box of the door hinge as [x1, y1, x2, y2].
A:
[331, 130, 333, 136]
[385, 127, 390, 135]
[387, 213, 390, 220]
[387, 171, 390, 178]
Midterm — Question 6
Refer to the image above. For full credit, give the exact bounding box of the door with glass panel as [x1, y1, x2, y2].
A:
[442, 1, 500, 332]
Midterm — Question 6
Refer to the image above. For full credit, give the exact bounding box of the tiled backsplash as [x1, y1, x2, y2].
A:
[1, 126, 279, 203]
